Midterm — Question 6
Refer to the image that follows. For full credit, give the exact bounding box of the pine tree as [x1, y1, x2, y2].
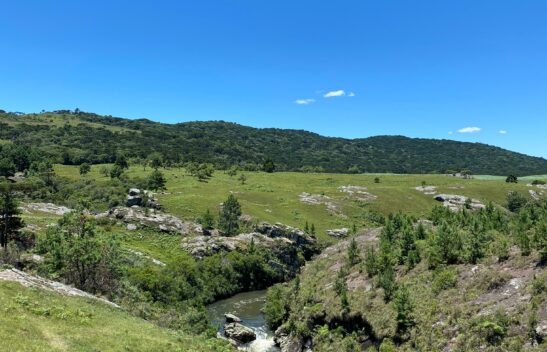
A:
[364, 245, 378, 277]
[310, 223, 316, 235]
[394, 284, 415, 335]
[0, 186, 24, 248]
[200, 209, 215, 230]
[347, 237, 360, 266]
[219, 194, 242, 236]
[304, 221, 309, 233]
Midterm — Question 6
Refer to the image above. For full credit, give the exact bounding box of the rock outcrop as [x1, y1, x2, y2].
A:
[224, 313, 242, 323]
[338, 185, 377, 201]
[224, 322, 256, 344]
[98, 207, 202, 236]
[126, 188, 161, 209]
[434, 194, 485, 212]
[0, 268, 118, 308]
[326, 228, 349, 238]
[415, 185, 437, 195]
[19, 203, 72, 216]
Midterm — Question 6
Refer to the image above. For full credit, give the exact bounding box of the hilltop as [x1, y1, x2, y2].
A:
[2, 110, 547, 176]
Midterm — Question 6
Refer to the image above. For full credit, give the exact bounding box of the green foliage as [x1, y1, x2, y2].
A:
[114, 153, 129, 169]
[37, 211, 122, 295]
[109, 164, 124, 179]
[364, 245, 379, 277]
[374, 177, 380, 183]
[79, 162, 91, 176]
[200, 209, 215, 230]
[148, 152, 163, 170]
[238, 173, 247, 185]
[347, 237, 360, 266]
[264, 284, 291, 329]
[0, 185, 25, 248]
[506, 191, 528, 212]
[431, 267, 458, 294]
[147, 169, 167, 191]
[505, 175, 518, 183]
[218, 194, 242, 236]
[3, 111, 547, 175]
[187, 162, 214, 181]
[394, 284, 415, 335]
[263, 157, 276, 173]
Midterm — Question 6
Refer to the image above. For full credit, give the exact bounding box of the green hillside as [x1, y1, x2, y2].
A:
[2, 109, 546, 176]
[0, 281, 229, 352]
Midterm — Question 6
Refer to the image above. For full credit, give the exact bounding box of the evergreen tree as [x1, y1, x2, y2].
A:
[0, 185, 24, 248]
[347, 237, 360, 266]
[304, 221, 309, 233]
[200, 209, 215, 230]
[364, 245, 378, 277]
[310, 223, 316, 235]
[219, 194, 242, 236]
[394, 284, 415, 335]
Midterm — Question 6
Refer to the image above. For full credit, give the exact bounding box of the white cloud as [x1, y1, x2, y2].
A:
[295, 98, 315, 105]
[457, 126, 481, 133]
[348, 92, 356, 97]
[499, 130, 507, 134]
[448, 131, 453, 135]
[323, 90, 345, 98]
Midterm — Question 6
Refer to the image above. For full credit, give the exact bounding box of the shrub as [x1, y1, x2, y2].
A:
[432, 267, 458, 294]
[506, 191, 528, 212]
[505, 175, 518, 183]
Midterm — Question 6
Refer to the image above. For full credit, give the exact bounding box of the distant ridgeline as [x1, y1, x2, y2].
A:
[1, 109, 547, 176]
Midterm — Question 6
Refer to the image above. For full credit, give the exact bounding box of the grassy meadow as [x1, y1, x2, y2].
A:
[53, 164, 543, 242]
[0, 281, 230, 352]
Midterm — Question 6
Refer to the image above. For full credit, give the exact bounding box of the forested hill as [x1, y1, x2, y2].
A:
[1, 109, 546, 175]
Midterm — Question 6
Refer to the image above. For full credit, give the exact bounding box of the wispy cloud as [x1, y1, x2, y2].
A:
[323, 90, 345, 98]
[295, 98, 315, 105]
[448, 131, 453, 135]
[499, 130, 507, 134]
[457, 126, 481, 133]
[348, 92, 356, 97]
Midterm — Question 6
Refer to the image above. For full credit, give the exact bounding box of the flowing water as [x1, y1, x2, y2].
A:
[207, 290, 280, 352]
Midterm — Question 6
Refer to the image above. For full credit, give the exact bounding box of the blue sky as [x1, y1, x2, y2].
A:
[1, 0, 546, 158]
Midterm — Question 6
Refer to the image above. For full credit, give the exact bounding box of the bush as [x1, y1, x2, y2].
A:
[264, 284, 290, 329]
[505, 175, 518, 183]
[506, 191, 528, 212]
[432, 267, 458, 294]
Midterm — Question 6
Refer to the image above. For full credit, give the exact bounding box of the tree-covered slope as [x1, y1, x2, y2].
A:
[1, 110, 546, 175]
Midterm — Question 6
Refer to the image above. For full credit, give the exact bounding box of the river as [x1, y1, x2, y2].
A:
[207, 290, 280, 352]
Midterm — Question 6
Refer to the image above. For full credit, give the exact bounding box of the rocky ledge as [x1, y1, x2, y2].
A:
[434, 194, 485, 212]
[98, 206, 202, 236]
[180, 222, 319, 260]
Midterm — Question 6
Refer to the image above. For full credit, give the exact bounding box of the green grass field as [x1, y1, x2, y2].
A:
[0, 281, 229, 352]
[54, 165, 542, 242]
